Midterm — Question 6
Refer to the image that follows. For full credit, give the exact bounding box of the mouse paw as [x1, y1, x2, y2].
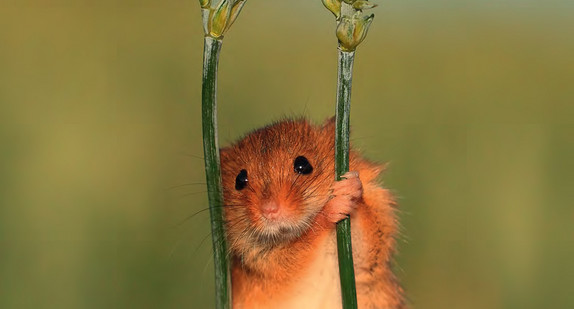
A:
[324, 171, 363, 223]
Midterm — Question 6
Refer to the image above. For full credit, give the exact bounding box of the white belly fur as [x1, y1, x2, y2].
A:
[274, 229, 342, 309]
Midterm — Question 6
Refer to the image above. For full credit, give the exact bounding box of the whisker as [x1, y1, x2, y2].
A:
[193, 231, 218, 257]
[167, 183, 207, 190]
[286, 173, 302, 199]
[175, 191, 213, 199]
[173, 203, 249, 228]
[180, 152, 205, 160]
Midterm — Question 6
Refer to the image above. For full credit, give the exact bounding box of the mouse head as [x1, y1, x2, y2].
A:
[220, 118, 336, 251]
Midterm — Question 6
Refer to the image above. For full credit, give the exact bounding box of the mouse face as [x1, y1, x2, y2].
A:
[220, 119, 336, 253]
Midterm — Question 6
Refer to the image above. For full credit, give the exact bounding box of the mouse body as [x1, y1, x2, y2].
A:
[220, 118, 405, 309]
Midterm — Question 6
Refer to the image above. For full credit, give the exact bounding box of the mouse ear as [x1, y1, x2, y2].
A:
[321, 116, 336, 133]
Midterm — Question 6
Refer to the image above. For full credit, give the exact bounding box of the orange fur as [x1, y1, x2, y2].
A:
[220, 118, 405, 309]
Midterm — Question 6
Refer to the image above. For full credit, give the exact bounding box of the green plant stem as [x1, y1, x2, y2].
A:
[335, 48, 358, 309]
[201, 35, 231, 309]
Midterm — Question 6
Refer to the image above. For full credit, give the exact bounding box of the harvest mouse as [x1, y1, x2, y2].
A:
[220, 118, 405, 309]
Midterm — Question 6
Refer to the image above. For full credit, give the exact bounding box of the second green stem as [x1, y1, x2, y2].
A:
[201, 36, 231, 309]
[335, 48, 358, 309]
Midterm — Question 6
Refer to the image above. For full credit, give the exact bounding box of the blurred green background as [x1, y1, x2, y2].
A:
[1, 0, 573, 308]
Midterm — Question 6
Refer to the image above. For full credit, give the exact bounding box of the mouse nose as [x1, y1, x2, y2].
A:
[260, 201, 280, 220]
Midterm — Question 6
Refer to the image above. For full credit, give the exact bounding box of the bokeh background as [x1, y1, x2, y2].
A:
[1, 0, 573, 308]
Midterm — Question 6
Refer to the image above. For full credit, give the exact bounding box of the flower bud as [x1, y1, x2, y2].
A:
[225, 0, 246, 34]
[209, 0, 231, 38]
[199, 0, 210, 9]
[324, 0, 377, 51]
[322, 0, 342, 18]
[352, 0, 377, 10]
[336, 14, 374, 51]
[201, 0, 247, 39]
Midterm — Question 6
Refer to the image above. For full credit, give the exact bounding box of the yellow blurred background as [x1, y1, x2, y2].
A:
[1, 1, 573, 308]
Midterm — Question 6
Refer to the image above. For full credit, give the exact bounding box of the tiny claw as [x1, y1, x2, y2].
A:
[340, 171, 359, 180]
[333, 171, 363, 201]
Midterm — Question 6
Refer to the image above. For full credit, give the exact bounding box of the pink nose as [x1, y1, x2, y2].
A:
[260, 202, 280, 219]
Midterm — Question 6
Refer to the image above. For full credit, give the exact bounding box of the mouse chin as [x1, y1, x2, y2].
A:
[251, 204, 322, 245]
[254, 220, 308, 245]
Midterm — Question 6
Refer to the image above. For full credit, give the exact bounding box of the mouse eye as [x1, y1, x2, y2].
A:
[294, 156, 313, 175]
[235, 169, 248, 190]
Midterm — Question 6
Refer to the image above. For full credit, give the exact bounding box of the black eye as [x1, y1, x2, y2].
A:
[235, 169, 248, 190]
[294, 156, 313, 175]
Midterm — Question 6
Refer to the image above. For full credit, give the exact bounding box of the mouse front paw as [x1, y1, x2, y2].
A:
[324, 171, 363, 223]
